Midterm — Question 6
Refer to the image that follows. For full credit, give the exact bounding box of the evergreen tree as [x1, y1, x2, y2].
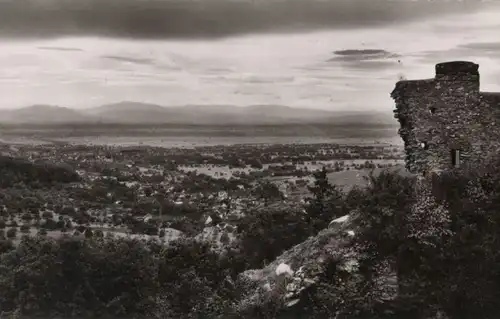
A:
[253, 181, 283, 206]
[306, 167, 344, 233]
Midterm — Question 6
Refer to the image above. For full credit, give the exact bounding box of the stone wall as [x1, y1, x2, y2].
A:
[391, 61, 500, 175]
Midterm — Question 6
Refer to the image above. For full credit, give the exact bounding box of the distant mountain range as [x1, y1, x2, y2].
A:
[0, 102, 396, 126]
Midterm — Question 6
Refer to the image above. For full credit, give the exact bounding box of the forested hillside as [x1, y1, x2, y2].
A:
[1, 159, 500, 318]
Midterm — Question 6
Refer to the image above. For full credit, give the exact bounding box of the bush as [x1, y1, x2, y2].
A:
[220, 231, 230, 245]
[0, 236, 157, 317]
[169, 217, 203, 237]
[21, 213, 33, 221]
[6, 227, 16, 238]
[248, 159, 263, 169]
[20, 224, 30, 233]
[0, 239, 13, 254]
[94, 230, 104, 238]
[235, 206, 312, 271]
[56, 220, 65, 229]
[77, 225, 86, 233]
[42, 211, 54, 219]
[348, 164, 500, 319]
[157, 238, 235, 317]
[84, 228, 93, 238]
[41, 218, 58, 230]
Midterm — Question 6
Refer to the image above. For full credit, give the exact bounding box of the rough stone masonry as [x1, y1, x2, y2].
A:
[391, 61, 500, 175]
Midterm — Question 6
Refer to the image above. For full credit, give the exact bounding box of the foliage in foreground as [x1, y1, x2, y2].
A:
[4, 162, 500, 318]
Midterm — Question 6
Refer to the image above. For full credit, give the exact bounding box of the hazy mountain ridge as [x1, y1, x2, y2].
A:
[0, 102, 395, 126]
[0, 105, 96, 124]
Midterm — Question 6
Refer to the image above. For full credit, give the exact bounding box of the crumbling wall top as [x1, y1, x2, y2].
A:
[435, 61, 479, 76]
[390, 78, 434, 98]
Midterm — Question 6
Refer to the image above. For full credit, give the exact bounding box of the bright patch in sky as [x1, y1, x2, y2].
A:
[0, 9, 499, 111]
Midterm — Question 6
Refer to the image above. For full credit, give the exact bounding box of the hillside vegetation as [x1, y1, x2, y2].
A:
[0, 156, 79, 187]
[1, 159, 500, 319]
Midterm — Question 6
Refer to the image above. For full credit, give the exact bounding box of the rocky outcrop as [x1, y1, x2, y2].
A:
[232, 211, 385, 314]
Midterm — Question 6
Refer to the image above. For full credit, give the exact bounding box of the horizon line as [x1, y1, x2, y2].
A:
[2, 102, 392, 114]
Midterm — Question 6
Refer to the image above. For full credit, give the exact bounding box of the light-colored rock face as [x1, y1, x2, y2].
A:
[205, 216, 212, 225]
[275, 263, 294, 277]
[330, 214, 350, 225]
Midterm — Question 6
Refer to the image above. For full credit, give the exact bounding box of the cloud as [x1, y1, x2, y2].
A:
[459, 42, 500, 54]
[329, 49, 400, 62]
[0, 0, 494, 40]
[205, 67, 234, 75]
[327, 49, 401, 71]
[241, 75, 296, 84]
[38, 46, 84, 52]
[343, 60, 400, 71]
[1, 7, 500, 111]
[413, 41, 500, 65]
[102, 55, 156, 65]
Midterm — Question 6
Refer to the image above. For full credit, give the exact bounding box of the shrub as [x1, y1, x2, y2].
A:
[6, 227, 16, 238]
[169, 217, 203, 237]
[41, 218, 58, 230]
[42, 211, 54, 219]
[20, 224, 30, 233]
[235, 206, 312, 271]
[220, 231, 230, 245]
[159, 229, 165, 238]
[0, 236, 157, 317]
[84, 228, 93, 238]
[157, 238, 234, 317]
[94, 230, 104, 238]
[0, 239, 13, 254]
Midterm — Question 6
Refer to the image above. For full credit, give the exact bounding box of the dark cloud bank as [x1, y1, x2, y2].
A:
[329, 49, 400, 62]
[0, 0, 494, 40]
[327, 49, 401, 71]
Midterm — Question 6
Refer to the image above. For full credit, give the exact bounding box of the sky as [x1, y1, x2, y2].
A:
[0, 0, 499, 112]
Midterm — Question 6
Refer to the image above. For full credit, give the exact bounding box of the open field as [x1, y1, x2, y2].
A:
[180, 159, 405, 179]
[265, 162, 409, 195]
[326, 163, 411, 190]
[0, 123, 402, 148]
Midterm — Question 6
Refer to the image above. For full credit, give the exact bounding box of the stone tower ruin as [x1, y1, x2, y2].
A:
[391, 61, 500, 175]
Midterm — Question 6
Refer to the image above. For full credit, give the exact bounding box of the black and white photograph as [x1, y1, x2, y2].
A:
[0, 0, 500, 318]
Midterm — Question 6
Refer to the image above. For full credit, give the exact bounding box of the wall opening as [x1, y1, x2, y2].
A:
[420, 141, 429, 150]
[429, 107, 436, 115]
[451, 149, 461, 167]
